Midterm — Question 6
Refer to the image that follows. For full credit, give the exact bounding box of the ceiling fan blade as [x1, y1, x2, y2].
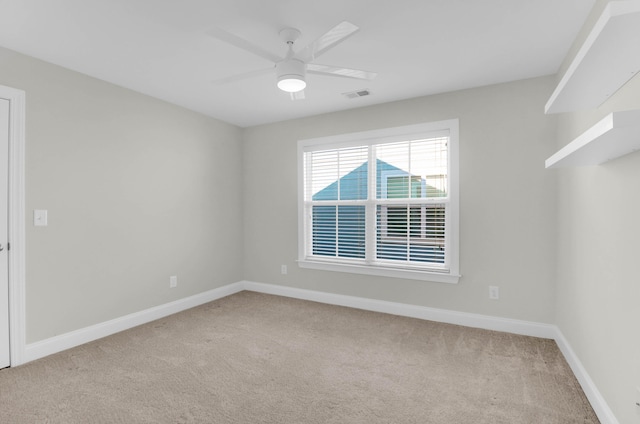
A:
[212, 67, 274, 86]
[298, 21, 359, 62]
[307, 64, 377, 80]
[290, 90, 306, 101]
[208, 26, 282, 63]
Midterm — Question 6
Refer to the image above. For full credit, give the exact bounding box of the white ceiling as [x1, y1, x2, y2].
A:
[0, 0, 595, 128]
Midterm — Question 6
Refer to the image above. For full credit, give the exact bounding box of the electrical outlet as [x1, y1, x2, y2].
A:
[169, 275, 177, 288]
[281, 265, 287, 275]
[489, 286, 500, 300]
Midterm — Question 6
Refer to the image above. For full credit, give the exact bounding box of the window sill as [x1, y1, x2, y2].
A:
[297, 259, 460, 284]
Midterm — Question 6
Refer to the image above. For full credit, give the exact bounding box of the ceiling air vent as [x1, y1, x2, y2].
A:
[342, 89, 371, 99]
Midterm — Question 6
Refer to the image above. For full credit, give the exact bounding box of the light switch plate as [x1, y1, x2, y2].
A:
[34, 209, 48, 226]
[489, 285, 500, 300]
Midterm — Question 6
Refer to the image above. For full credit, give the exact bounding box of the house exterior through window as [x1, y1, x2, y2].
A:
[298, 120, 459, 283]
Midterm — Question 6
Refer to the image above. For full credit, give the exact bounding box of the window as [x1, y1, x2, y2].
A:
[298, 120, 459, 283]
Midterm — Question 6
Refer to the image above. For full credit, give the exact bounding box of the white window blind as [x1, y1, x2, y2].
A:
[298, 120, 459, 283]
[306, 146, 368, 260]
[375, 137, 448, 266]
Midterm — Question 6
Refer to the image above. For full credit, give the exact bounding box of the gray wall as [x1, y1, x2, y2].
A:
[243, 76, 558, 323]
[0, 47, 244, 343]
[554, 1, 640, 422]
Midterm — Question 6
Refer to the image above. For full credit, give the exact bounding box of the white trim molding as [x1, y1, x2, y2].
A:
[240, 281, 617, 424]
[18, 279, 619, 424]
[0, 84, 27, 367]
[298, 259, 461, 284]
[24, 282, 244, 364]
[297, 120, 460, 284]
[241, 281, 555, 338]
[553, 329, 620, 424]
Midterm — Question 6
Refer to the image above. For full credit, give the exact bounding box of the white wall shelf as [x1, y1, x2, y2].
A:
[545, 1, 640, 114]
[546, 110, 640, 168]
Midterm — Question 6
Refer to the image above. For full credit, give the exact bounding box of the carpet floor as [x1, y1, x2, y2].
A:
[0, 291, 598, 423]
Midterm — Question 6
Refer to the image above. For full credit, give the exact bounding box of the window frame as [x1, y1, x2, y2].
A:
[297, 120, 460, 284]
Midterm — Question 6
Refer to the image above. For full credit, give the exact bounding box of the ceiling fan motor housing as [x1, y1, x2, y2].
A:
[276, 58, 307, 92]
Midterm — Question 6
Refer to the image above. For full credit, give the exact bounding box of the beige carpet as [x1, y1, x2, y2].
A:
[0, 291, 598, 423]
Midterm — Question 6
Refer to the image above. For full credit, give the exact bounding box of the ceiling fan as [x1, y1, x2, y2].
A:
[208, 21, 377, 99]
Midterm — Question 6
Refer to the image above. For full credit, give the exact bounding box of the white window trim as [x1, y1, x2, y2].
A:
[297, 120, 460, 284]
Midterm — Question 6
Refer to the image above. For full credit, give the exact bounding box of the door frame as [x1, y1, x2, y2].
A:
[0, 84, 26, 367]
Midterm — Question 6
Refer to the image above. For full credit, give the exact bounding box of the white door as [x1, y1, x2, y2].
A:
[0, 98, 9, 368]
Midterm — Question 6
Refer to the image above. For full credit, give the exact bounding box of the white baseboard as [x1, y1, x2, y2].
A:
[241, 280, 618, 424]
[23, 282, 244, 364]
[20, 279, 618, 424]
[553, 329, 620, 424]
[240, 280, 556, 339]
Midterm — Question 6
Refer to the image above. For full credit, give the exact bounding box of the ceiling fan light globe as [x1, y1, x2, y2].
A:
[277, 76, 306, 93]
[276, 58, 307, 92]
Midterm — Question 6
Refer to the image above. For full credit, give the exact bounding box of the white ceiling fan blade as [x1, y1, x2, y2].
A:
[212, 67, 273, 86]
[298, 21, 359, 62]
[208, 27, 282, 63]
[307, 64, 377, 80]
